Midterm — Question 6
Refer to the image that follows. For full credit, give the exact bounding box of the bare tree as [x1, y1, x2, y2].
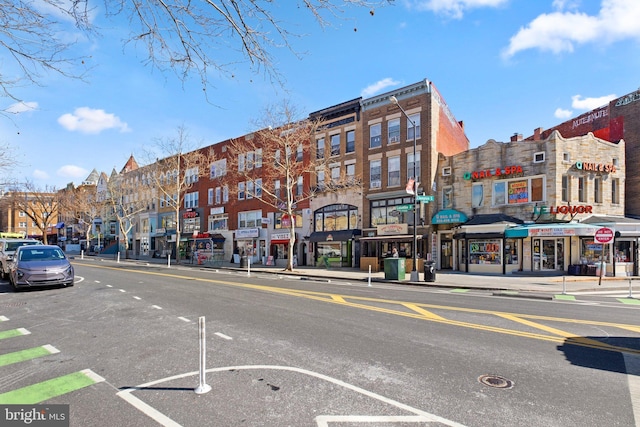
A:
[1, 1, 390, 106]
[7, 181, 59, 244]
[58, 183, 106, 250]
[227, 101, 360, 271]
[142, 126, 216, 263]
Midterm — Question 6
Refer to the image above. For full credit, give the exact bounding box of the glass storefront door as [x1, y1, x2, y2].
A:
[533, 238, 564, 271]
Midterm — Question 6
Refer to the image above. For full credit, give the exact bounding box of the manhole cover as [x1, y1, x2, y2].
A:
[478, 374, 514, 389]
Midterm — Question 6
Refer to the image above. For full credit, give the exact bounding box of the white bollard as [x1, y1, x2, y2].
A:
[247, 257, 251, 276]
[629, 278, 634, 299]
[117, 251, 120, 263]
[368, 265, 372, 287]
[562, 276, 566, 295]
[167, 253, 171, 268]
[81, 250, 84, 260]
[195, 316, 211, 394]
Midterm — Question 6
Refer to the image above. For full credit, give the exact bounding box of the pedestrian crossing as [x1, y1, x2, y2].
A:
[0, 316, 104, 405]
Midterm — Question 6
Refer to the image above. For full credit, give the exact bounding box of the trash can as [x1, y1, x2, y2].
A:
[424, 260, 436, 282]
[383, 257, 405, 280]
[240, 256, 248, 268]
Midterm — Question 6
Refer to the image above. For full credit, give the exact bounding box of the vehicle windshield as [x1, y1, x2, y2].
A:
[19, 248, 66, 261]
[7, 241, 38, 251]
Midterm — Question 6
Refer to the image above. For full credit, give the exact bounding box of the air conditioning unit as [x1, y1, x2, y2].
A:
[371, 180, 381, 189]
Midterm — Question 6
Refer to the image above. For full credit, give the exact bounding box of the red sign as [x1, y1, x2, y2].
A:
[594, 227, 614, 243]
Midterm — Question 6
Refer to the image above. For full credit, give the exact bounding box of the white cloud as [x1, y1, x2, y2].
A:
[572, 94, 617, 109]
[503, 0, 640, 58]
[58, 107, 131, 134]
[33, 170, 49, 180]
[361, 78, 401, 98]
[57, 165, 89, 179]
[554, 108, 573, 119]
[6, 101, 38, 114]
[409, 0, 508, 19]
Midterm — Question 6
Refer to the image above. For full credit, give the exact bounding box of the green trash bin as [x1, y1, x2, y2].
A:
[384, 257, 406, 280]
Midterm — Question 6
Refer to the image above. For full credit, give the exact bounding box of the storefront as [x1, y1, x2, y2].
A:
[269, 231, 296, 267]
[234, 228, 264, 264]
[431, 209, 468, 270]
[309, 229, 361, 268]
[580, 215, 640, 276]
[359, 224, 424, 272]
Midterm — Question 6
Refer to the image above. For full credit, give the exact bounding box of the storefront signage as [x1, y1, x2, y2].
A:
[463, 165, 523, 180]
[529, 227, 578, 236]
[183, 210, 200, 218]
[574, 161, 616, 173]
[377, 224, 408, 236]
[271, 232, 290, 241]
[432, 209, 468, 225]
[235, 228, 260, 238]
[533, 205, 593, 215]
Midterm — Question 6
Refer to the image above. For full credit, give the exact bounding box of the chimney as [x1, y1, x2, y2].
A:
[510, 133, 523, 142]
[533, 127, 543, 141]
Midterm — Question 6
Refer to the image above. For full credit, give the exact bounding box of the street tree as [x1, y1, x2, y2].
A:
[58, 182, 107, 250]
[143, 126, 216, 263]
[1, 0, 391, 106]
[6, 181, 59, 244]
[226, 101, 361, 271]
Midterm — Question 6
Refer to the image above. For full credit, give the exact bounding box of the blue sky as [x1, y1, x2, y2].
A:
[2, 0, 640, 190]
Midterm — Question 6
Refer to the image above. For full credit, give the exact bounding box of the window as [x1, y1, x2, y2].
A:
[255, 179, 263, 198]
[346, 130, 355, 153]
[208, 188, 214, 205]
[223, 186, 229, 203]
[330, 134, 340, 156]
[215, 187, 221, 204]
[612, 178, 620, 204]
[331, 165, 340, 184]
[246, 152, 254, 170]
[346, 164, 355, 183]
[247, 181, 254, 199]
[594, 176, 602, 203]
[407, 152, 421, 180]
[442, 167, 451, 176]
[275, 180, 281, 199]
[492, 176, 545, 205]
[210, 159, 227, 178]
[370, 198, 413, 227]
[388, 118, 400, 144]
[238, 210, 262, 228]
[317, 170, 325, 190]
[472, 183, 483, 207]
[578, 177, 586, 202]
[19, 222, 27, 228]
[255, 149, 263, 168]
[238, 154, 245, 171]
[370, 160, 382, 188]
[561, 175, 570, 202]
[19, 211, 25, 217]
[208, 215, 228, 232]
[275, 150, 281, 166]
[238, 182, 245, 200]
[407, 114, 421, 140]
[296, 177, 303, 196]
[314, 204, 359, 232]
[184, 191, 199, 208]
[388, 156, 400, 187]
[370, 123, 382, 148]
[442, 187, 453, 209]
[297, 144, 303, 162]
[316, 138, 325, 159]
[185, 167, 198, 184]
[533, 152, 545, 163]
[563, 152, 571, 163]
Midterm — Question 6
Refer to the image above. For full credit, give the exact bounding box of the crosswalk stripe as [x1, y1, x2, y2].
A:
[0, 345, 59, 367]
[0, 369, 105, 404]
[0, 328, 30, 340]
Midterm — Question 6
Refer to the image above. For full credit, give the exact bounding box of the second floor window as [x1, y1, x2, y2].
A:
[184, 191, 199, 208]
[370, 123, 381, 149]
[578, 177, 586, 203]
[316, 138, 325, 159]
[612, 178, 620, 204]
[407, 114, 421, 140]
[594, 176, 603, 203]
[370, 160, 381, 189]
[388, 156, 400, 187]
[388, 118, 400, 144]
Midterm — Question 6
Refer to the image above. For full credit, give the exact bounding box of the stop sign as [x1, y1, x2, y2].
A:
[594, 227, 614, 243]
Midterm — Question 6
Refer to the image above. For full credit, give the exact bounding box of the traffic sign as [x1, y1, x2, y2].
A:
[416, 195, 434, 202]
[394, 204, 414, 212]
[594, 227, 614, 243]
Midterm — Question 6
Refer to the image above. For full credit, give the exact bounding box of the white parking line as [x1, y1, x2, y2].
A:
[152, 305, 162, 310]
[119, 289, 126, 293]
[178, 317, 191, 322]
[214, 332, 232, 340]
[134, 296, 142, 300]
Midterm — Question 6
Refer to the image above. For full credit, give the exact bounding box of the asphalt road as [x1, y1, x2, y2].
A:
[0, 259, 639, 427]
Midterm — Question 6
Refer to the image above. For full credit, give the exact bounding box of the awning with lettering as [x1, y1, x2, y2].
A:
[309, 229, 361, 242]
[504, 223, 600, 238]
[432, 209, 468, 225]
[359, 234, 423, 241]
[206, 233, 226, 242]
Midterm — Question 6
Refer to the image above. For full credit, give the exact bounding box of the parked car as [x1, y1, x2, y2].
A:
[0, 238, 41, 280]
[9, 245, 75, 290]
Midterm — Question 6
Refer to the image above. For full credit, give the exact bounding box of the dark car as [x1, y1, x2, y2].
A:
[9, 245, 75, 290]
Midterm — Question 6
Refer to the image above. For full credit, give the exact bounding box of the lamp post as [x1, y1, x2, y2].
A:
[389, 95, 420, 281]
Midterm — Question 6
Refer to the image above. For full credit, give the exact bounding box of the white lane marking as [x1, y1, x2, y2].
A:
[43, 344, 60, 354]
[152, 305, 162, 310]
[624, 354, 640, 426]
[214, 332, 232, 340]
[17, 328, 30, 335]
[178, 317, 190, 323]
[106, 285, 113, 288]
[119, 289, 126, 293]
[316, 415, 440, 425]
[82, 369, 106, 383]
[95, 280, 101, 284]
[117, 365, 466, 427]
[133, 296, 142, 300]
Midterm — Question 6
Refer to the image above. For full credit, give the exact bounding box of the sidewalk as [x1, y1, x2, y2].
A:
[89, 254, 640, 296]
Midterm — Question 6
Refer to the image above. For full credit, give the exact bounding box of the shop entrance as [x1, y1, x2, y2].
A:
[440, 240, 453, 269]
[533, 238, 564, 271]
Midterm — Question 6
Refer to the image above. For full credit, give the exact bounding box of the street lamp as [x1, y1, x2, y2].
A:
[389, 95, 420, 281]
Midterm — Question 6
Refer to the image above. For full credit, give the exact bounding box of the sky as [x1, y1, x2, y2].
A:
[2, 0, 640, 190]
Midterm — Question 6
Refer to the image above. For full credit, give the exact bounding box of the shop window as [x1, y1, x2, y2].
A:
[580, 238, 610, 264]
[469, 240, 501, 265]
[615, 241, 631, 263]
[504, 239, 519, 265]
